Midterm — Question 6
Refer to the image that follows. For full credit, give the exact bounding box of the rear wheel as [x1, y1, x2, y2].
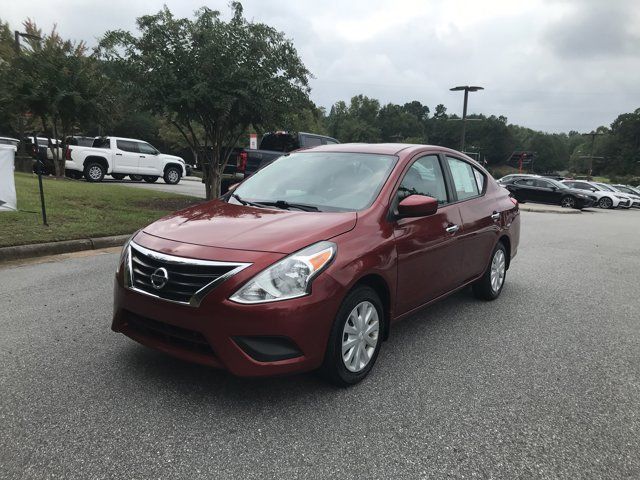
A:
[84, 162, 105, 182]
[143, 176, 159, 183]
[129, 175, 143, 181]
[472, 242, 507, 301]
[560, 195, 576, 208]
[111, 173, 125, 180]
[163, 166, 181, 185]
[319, 286, 383, 387]
[598, 197, 613, 209]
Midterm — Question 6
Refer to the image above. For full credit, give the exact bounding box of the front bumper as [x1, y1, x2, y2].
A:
[112, 235, 344, 377]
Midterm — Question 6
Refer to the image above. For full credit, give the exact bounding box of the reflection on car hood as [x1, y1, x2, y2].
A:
[143, 200, 357, 254]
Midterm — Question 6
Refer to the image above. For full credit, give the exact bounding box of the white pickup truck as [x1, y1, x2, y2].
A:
[65, 136, 186, 184]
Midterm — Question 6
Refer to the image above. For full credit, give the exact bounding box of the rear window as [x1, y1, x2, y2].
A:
[93, 138, 111, 149]
[260, 133, 298, 152]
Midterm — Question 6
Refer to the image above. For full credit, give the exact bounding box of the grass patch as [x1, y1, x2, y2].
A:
[0, 173, 202, 247]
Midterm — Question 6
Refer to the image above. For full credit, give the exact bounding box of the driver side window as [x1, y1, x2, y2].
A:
[398, 155, 448, 205]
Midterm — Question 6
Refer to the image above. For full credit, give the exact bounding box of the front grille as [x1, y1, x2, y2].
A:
[128, 243, 250, 306]
[124, 311, 215, 356]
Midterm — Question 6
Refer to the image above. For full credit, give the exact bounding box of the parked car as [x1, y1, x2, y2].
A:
[0, 136, 19, 151]
[561, 180, 629, 209]
[65, 136, 186, 184]
[505, 177, 596, 209]
[112, 144, 520, 385]
[220, 131, 339, 192]
[496, 173, 540, 185]
[24, 136, 63, 175]
[611, 184, 640, 208]
[593, 183, 634, 209]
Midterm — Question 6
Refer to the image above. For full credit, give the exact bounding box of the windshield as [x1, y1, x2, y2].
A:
[614, 185, 637, 195]
[231, 152, 398, 212]
[546, 178, 569, 189]
[596, 183, 615, 192]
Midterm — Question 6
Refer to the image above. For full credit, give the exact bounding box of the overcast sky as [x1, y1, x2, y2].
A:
[3, 0, 639, 133]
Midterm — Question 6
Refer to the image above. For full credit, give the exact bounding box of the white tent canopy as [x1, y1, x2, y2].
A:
[0, 146, 17, 211]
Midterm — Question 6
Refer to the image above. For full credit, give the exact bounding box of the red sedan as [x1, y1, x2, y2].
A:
[112, 144, 520, 385]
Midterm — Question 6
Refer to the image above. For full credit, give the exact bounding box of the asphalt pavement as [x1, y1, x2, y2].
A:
[1, 209, 639, 479]
[111, 176, 207, 198]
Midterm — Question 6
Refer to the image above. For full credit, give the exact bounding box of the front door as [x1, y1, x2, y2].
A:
[114, 139, 140, 174]
[393, 154, 464, 315]
[137, 141, 161, 175]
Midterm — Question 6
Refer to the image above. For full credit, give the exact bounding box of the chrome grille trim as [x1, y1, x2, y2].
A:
[125, 242, 251, 307]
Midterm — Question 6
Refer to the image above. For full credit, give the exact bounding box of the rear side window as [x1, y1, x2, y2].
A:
[446, 157, 480, 200]
[398, 155, 448, 205]
[324, 139, 339, 145]
[117, 140, 138, 153]
[260, 134, 297, 152]
[93, 138, 111, 149]
[516, 179, 535, 186]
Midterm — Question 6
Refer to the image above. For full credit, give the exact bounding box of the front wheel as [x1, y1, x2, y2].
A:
[129, 175, 143, 181]
[163, 166, 181, 185]
[143, 176, 159, 183]
[560, 195, 576, 208]
[598, 197, 613, 209]
[84, 162, 105, 182]
[319, 286, 383, 387]
[472, 242, 507, 301]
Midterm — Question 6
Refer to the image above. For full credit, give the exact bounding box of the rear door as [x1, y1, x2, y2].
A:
[393, 154, 464, 314]
[444, 156, 499, 280]
[114, 140, 140, 173]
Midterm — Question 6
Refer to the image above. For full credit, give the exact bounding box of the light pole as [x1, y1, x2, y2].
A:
[450, 85, 484, 151]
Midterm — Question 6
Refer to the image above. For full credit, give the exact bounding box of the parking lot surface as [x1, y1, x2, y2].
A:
[114, 176, 206, 198]
[1, 209, 639, 479]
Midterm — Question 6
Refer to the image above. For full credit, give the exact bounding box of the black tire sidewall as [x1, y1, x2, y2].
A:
[321, 286, 384, 386]
[473, 242, 507, 300]
[143, 176, 158, 183]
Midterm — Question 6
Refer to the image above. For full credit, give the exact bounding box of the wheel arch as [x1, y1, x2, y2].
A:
[497, 234, 511, 270]
[351, 273, 392, 341]
[83, 156, 109, 172]
[164, 162, 183, 174]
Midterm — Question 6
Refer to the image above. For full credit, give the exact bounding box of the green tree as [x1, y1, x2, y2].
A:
[99, 3, 311, 198]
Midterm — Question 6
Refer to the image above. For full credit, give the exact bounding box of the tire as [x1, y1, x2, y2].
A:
[84, 162, 105, 182]
[472, 242, 507, 301]
[163, 166, 181, 185]
[560, 195, 576, 208]
[143, 176, 159, 183]
[129, 175, 143, 181]
[319, 286, 384, 387]
[598, 197, 613, 209]
[111, 173, 125, 180]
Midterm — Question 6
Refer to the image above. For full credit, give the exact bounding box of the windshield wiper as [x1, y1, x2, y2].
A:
[230, 193, 269, 209]
[260, 200, 321, 212]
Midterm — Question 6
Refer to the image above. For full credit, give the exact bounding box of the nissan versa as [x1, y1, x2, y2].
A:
[113, 144, 520, 385]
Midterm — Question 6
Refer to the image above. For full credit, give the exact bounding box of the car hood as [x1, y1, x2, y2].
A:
[159, 154, 184, 163]
[142, 200, 357, 254]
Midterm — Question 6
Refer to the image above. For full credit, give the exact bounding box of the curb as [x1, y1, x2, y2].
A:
[0, 234, 131, 262]
[519, 206, 581, 214]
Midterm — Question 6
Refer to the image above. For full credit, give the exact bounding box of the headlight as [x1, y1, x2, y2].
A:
[230, 241, 336, 304]
[615, 194, 626, 199]
[118, 230, 139, 272]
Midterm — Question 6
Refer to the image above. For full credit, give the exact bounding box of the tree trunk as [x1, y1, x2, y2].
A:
[206, 147, 222, 199]
[51, 121, 63, 178]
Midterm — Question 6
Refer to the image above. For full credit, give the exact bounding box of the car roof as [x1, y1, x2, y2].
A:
[302, 142, 471, 157]
[103, 136, 150, 143]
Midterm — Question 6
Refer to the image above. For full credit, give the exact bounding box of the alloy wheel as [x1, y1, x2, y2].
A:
[168, 170, 179, 183]
[561, 197, 575, 208]
[599, 197, 612, 209]
[88, 165, 102, 180]
[341, 300, 379, 373]
[490, 249, 506, 293]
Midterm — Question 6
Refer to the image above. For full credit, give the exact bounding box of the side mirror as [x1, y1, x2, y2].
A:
[397, 194, 438, 217]
[550, 186, 557, 191]
[590, 188, 597, 192]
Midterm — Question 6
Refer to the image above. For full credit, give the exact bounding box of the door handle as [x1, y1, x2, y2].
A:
[115, 153, 122, 156]
[445, 224, 460, 234]
[491, 212, 500, 220]
[139, 155, 145, 158]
